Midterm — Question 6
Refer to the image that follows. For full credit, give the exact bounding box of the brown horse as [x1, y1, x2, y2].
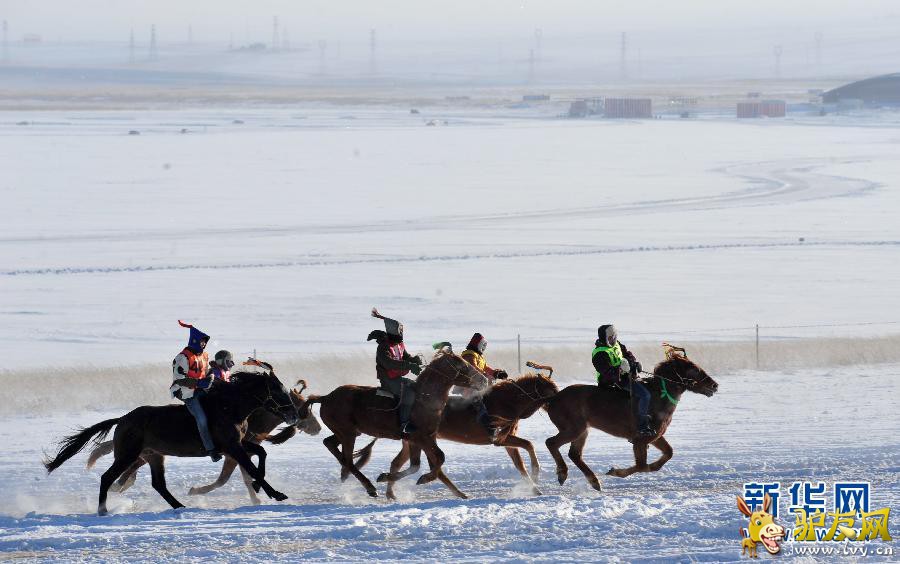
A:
[44, 370, 299, 515]
[307, 351, 488, 499]
[544, 348, 718, 491]
[85, 380, 322, 505]
[362, 372, 559, 499]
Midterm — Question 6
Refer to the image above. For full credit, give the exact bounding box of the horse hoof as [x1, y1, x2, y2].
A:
[272, 491, 288, 502]
[606, 468, 620, 477]
[457, 492, 469, 500]
[532, 487, 543, 496]
[590, 481, 603, 492]
[376, 473, 391, 483]
[367, 489, 378, 498]
[98, 507, 108, 516]
[188, 487, 199, 496]
[340, 472, 350, 483]
[386, 492, 396, 501]
[557, 473, 567, 486]
[251, 480, 262, 493]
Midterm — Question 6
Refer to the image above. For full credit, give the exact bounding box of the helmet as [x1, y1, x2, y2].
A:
[214, 350, 235, 368]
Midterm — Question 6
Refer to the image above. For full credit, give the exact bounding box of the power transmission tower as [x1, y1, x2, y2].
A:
[3, 20, 9, 64]
[272, 16, 279, 51]
[528, 48, 535, 84]
[814, 31, 823, 73]
[773, 44, 783, 79]
[129, 28, 135, 64]
[369, 28, 377, 75]
[318, 40, 327, 74]
[534, 28, 542, 62]
[149, 24, 158, 61]
[619, 32, 628, 80]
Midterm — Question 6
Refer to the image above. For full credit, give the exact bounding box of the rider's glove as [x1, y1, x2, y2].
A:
[493, 369, 508, 380]
[408, 363, 422, 376]
[619, 358, 631, 375]
[409, 355, 423, 366]
[633, 361, 642, 374]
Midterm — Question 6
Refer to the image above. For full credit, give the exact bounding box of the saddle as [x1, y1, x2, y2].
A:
[375, 388, 395, 399]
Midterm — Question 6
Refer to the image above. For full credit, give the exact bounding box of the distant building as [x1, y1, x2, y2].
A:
[823, 73, 900, 105]
[567, 98, 603, 118]
[737, 100, 785, 118]
[604, 98, 652, 119]
[523, 94, 550, 102]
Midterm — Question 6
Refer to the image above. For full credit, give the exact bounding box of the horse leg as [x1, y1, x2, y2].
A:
[435, 468, 468, 500]
[242, 441, 268, 483]
[147, 455, 184, 510]
[545, 425, 586, 486]
[110, 458, 144, 493]
[98, 447, 142, 516]
[188, 456, 238, 496]
[381, 442, 411, 501]
[323, 434, 377, 497]
[415, 440, 445, 485]
[647, 436, 673, 471]
[567, 432, 602, 491]
[225, 444, 288, 502]
[607, 441, 650, 478]
[500, 434, 541, 482]
[239, 463, 262, 505]
[377, 441, 421, 482]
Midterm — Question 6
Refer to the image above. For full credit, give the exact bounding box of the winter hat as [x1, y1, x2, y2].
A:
[371, 308, 403, 339]
[467, 333, 486, 353]
[179, 320, 210, 353]
[597, 324, 617, 347]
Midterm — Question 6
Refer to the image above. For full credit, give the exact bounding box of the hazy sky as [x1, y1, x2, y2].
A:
[3, 0, 899, 42]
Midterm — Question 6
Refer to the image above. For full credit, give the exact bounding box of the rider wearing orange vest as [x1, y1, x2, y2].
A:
[368, 308, 423, 435]
[170, 320, 221, 461]
[458, 333, 508, 442]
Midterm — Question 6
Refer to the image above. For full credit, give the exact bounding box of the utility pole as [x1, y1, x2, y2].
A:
[318, 40, 327, 74]
[149, 24, 158, 61]
[527, 48, 535, 84]
[533, 28, 543, 62]
[619, 32, 628, 80]
[128, 28, 135, 64]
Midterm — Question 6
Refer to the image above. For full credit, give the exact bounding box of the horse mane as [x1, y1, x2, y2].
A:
[652, 353, 699, 377]
[491, 373, 557, 398]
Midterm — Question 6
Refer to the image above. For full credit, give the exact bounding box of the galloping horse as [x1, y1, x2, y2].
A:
[85, 379, 322, 505]
[366, 372, 559, 499]
[307, 351, 488, 499]
[44, 369, 299, 514]
[544, 346, 718, 491]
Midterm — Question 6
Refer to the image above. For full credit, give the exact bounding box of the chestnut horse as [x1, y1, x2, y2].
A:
[85, 380, 322, 505]
[363, 372, 559, 499]
[544, 348, 718, 491]
[43, 370, 299, 514]
[307, 351, 488, 499]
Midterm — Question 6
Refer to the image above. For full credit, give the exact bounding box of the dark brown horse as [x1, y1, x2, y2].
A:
[363, 372, 558, 499]
[307, 351, 488, 499]
[44, 370, 299, 515]
[544, 348, 718, 491]
[85, 380, 322, 505]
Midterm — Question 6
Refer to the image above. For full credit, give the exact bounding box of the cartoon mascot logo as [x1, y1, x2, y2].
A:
[737, 493, 785, 557]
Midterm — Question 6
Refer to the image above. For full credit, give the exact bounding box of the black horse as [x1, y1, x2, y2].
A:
[44, 369, 299, 515]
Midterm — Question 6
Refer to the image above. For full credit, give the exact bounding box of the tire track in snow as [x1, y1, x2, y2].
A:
[0, 157, 878, 245]
[4, 239, 898, 277]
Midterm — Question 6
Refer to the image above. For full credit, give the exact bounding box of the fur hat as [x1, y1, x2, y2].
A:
[467, 332, 486, 353]
[597, 324, 617, 347]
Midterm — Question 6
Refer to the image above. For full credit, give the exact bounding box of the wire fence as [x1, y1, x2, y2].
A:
[239, 319, 900, 374]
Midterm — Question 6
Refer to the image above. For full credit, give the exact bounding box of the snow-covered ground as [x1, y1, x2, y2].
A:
[2, 105, 900, 561]
[2, 109, 900, 369]
[1, 364, 897, 561]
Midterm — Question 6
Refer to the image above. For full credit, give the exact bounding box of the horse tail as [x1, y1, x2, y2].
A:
[85, 440, 114, 469]
[305, 394, 323, 406]
[352, 438, 377, 461]
[265, 425, 297, 445]
[44, 418, 119, 473]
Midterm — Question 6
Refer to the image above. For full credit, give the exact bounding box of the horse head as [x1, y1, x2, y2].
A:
[428, 351, 488, 391]
[655, 346, 718, 397]
[290, 379, 322, 436]
[493, 372, 559, 418]
[231, 369, 300, 426]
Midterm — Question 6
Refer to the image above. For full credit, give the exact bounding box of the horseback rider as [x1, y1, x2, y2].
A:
[368, 308, 423, 435]
[457, 333, 508, 442]
[210, 350, 235, 383]
[592, 324, 655, 439]
[170, 320, 222, 462]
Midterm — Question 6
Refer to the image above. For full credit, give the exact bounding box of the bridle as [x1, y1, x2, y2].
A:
[251, 375, 296, 414]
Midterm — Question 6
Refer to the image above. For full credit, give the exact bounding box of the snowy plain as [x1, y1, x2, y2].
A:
[2, 107, 900, 561]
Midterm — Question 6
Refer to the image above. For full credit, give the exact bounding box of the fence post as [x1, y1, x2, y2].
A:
[517, 334, 522, 375]
[755, 324, 759, 369]
[253, 348, 257, 360]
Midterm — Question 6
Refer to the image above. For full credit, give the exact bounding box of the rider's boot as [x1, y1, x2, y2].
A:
[207, 450, 223, 462]
[636, 415, 656, 439]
